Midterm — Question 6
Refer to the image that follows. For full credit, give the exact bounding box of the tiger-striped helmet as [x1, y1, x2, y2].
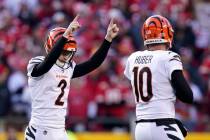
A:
[142, 15, 174, 48]
[44, 27, 77, 53]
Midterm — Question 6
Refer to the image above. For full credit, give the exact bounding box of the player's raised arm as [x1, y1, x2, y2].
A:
[105, 18, 119, 42]
[30, 15, 81, 77]
[72, 18, 119, 78]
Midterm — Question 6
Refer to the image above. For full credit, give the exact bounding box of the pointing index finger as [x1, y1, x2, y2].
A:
[73, 14, 80, 21]
[109, 18, 114, 26]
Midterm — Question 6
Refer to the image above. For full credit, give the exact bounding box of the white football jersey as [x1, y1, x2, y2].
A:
[27, 56, 76, 128]
[124, 50, 183, 120]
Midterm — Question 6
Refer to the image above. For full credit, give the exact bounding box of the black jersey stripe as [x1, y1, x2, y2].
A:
[169, 58, 181, 62]
[26, 126, 35, 140]
[167, 134, 181, 140]
[29, 62, 42, 66]
[31, 126, 37, 133]
[30, 59, 44, 62]
[30, 59, 42, 62]
[173, 55, 181, 60]
[31, 57, 44, 61]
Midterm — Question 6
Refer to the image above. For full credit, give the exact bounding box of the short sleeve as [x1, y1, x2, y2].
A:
[165, 52, 183, 80]
[27, 56, 45, 77]
[124, 56, 131, 80]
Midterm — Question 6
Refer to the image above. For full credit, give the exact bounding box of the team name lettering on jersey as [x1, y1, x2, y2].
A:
[134, 55, 153, 64]
[56, 75, 68, 79]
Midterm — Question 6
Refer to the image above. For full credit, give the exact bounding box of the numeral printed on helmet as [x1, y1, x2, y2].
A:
[132, 67, 153, 102]
[55, 79, 67, 106]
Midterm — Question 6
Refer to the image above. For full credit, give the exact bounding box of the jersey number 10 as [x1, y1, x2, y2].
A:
[132, 67, 153, 102]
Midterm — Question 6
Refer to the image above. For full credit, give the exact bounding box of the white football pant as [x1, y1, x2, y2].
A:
[24, 125, 69, 140]
[135, 122, 185, 140]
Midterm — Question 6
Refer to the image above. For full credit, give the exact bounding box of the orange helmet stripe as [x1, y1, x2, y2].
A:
[142, 15, 174, 48]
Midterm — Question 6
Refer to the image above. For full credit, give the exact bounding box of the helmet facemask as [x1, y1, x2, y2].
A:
[57, 41, 77, 68]
[59, 50, 76, 63]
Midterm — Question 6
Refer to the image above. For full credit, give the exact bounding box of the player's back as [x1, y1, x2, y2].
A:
[124, 50, 183, 120]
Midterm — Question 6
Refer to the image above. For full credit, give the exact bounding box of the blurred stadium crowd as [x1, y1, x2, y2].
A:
[0, 0, 210, 134]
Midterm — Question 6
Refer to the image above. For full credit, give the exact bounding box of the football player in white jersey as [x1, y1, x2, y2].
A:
[124, 15, 193, 140]
[24, 15, 119, 140]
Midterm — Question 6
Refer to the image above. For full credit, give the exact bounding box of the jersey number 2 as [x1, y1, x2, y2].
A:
[55, 79, 67, 106]
[132, 67, 153, 102]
